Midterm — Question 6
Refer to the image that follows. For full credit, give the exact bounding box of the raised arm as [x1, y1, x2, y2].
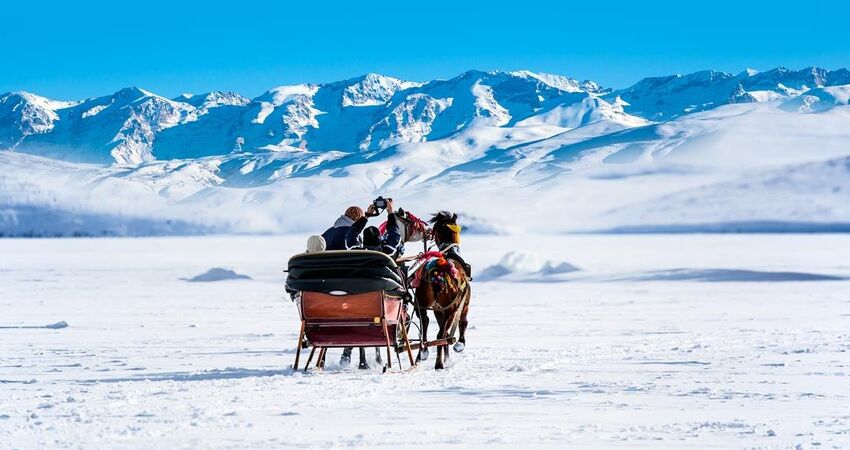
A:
[345, 217, 368, 249]
[383, 212, 402, 250]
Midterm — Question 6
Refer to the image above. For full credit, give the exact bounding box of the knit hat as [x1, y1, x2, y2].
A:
[305, 235, 326, 253]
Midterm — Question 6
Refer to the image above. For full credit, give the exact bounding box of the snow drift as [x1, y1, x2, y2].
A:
[478, 252, 580, 281]
[185, 268, 252, 282]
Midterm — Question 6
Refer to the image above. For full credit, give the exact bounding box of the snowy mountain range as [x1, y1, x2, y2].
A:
[1, 66, 849, 236]
[0, 70, 617, 165]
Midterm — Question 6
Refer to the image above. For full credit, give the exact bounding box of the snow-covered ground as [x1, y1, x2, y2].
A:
[2, 234, 849, 448]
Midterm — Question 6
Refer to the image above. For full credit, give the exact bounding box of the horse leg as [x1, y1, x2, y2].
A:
[436, 308, 457, 362]
[454, 299, 470, 353]
[358, 347, 369, 370]
[442, 312, 451, 363]
[417, 311, 430, 362]
[435, 312, 447, 370]
[340, 347, 352, 367]
[375, 348, 382, 365]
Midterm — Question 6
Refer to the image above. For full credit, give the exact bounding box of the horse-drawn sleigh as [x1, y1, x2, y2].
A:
[285, 210, 471, 371]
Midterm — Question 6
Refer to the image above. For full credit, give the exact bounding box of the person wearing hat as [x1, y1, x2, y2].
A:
[304, 235, 326, 253]
[320, 206, 364, 250]
[339, 198, 403, 369]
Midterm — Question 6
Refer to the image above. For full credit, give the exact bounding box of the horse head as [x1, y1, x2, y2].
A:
[429, 211, 461, 247]
[380, 208, 429, 245]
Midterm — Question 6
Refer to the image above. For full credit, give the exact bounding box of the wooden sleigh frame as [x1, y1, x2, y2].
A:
[292, 290, 416, 372]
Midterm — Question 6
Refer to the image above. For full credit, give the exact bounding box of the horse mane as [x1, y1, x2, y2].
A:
[429, 211, 457, 226]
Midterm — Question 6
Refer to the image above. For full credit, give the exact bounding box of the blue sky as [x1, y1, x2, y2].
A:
[3, 0, 848, 99]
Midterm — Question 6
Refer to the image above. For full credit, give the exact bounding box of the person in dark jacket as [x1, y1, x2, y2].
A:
[339, 199, 403, 369]
[321, 206, 363, 250]
[345, 200, 402, 257]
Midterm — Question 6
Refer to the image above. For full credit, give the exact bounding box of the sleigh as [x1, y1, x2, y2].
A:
[285, 250, 416, 372]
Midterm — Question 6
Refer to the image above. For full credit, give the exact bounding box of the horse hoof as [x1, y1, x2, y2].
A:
[453, 342, 465, 353]
[358, 361, 370, 370]
[419, 349, 429, 361]
[435, 363, 445, 370]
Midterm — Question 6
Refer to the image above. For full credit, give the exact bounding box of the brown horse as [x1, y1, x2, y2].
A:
[414, 212, 471, 370]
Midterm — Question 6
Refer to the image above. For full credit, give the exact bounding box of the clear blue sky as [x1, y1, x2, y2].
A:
[3, 0, 848, 100]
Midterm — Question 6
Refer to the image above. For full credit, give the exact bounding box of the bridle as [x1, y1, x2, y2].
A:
[378, 210, 429, 246]
[400, 212, 429, 244]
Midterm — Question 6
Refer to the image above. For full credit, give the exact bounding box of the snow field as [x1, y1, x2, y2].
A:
[1, 234, 849, 448]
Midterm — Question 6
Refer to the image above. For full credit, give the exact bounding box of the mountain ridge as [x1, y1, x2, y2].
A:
[1, 66, 849, 236]
[3, 66, 847, 167]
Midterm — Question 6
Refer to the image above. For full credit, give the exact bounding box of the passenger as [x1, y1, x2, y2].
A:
[304, 235, 326, 253]
[345, 199, 402, 256]
[340, 199, 402, 369]
[321, 206, 364, 251]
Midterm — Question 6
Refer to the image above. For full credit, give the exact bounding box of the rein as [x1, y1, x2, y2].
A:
[430, 277, 469, 313]
[438, 242, 459, 253]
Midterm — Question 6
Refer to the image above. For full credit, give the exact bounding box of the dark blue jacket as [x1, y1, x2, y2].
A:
[321, 215, 355, 250]
[345, 213, 403, 256]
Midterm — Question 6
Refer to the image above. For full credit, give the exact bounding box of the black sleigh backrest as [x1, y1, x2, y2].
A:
[285, 250, 404, 296]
